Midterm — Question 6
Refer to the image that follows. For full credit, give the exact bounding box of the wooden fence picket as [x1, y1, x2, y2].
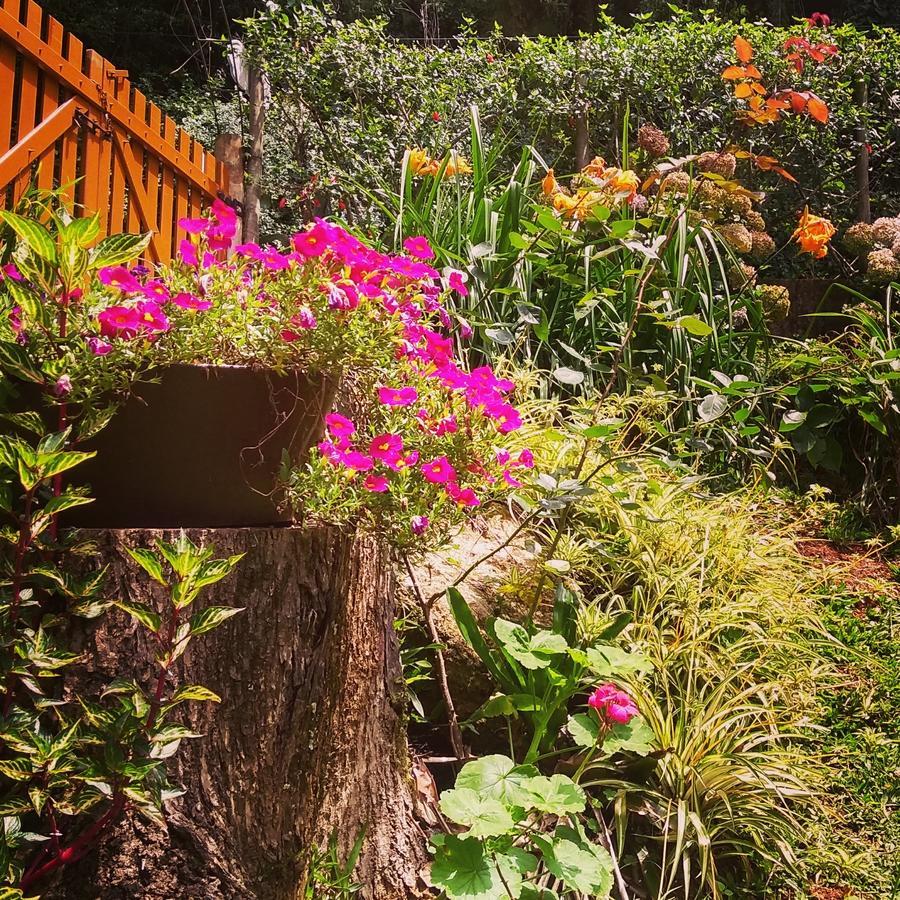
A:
[0, 0, 229, 260]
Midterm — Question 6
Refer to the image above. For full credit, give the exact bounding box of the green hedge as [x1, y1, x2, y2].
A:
[237, 6, 900, 272]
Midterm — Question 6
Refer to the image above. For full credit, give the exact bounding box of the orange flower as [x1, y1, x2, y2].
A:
[542, 169, 559, 197]
[604, 167, 639, 201]
[582, 156, 607, 178]
[792, 206, 835, 258]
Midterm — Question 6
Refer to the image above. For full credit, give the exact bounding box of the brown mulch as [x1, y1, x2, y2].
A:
[808, 886, 851, 900]
[797, 538, 898, 594]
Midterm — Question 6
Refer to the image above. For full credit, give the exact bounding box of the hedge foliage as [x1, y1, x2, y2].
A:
[236, 5, 900, 272]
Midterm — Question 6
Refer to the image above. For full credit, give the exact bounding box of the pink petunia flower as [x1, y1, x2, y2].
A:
[2, 263, 23, 281]
[446, 482, 480, 507]
[98, 266, 142, 293]
[141, 280, 170, 303]
[98, 305, 142, 339]
[588, 684, 639, 726]
[448, 270, 469, 297]
[292, 225, 329, 258]
[516, 448, 534, 469]
[179, 239, 200, 268]
[178, 217, 209, 234]
[421, 456, 456, 485]
[325, 412, 356, 448]
[87, 336, 112, 355]
[410, 515, 429, 535]
[403, 235, 435, 260]
[378, 386, 418, 407]
[364, 474, 389, 493]
[369, 433, 404, 465]
[136, 300, 170, 333]
[502, 470, 522, 488]
[342, 451, 373, 472]
[172, 292, 213, 311]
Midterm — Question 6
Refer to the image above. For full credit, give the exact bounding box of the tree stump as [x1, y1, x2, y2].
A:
[47, 527, 428, 900]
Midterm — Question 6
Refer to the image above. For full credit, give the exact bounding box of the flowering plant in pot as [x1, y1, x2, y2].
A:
[1, 191, 528, 535]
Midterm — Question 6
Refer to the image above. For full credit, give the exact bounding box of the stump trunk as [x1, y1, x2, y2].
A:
[48, 527, 427, 899]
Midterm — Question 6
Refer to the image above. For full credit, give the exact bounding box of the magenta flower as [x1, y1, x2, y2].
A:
[588, 684, 639, 726]
[2, 263, 23, 281]
[136, 300, 170, 333]
[369, 433, 404, 465]
[448, 270, 469, 297]
[447, 482, 480, 507]
[318, 440, 343, 466]
[517, 448, 534, 469]
[141, 280, 170, 302]
[325, 412, 356, 448]
[98, 305, 141, 339]
[403, 235, 435, 260]
[410, 515, 429, 535]
[178, 217, 209, 234]
[292, 226, 329, 258]
[98, 266, 141, 293]
[172, 292, 213, 311]
[364, 473, 389, 493]
[434, 415, 458, 436]
[8, 305, 22, 334]
[342, 451, 373, 472]
[484, 401, 522, 434]
[179, 239, 200, 268]
[421, 456, 456, 485]
[502, 470, 522, 488]
[378, 386, 418, 407]
[296, 306, 317, 329]
[87, 336, 112, 356]
[53, 375, 72, 397]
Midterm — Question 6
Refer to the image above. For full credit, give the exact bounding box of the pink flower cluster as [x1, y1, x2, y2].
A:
[588, 684, 639, 726]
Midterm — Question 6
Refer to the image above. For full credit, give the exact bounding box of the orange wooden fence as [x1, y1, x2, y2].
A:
[0, 0, 230, 262]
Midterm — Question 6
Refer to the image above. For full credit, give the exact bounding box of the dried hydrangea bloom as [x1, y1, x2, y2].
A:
[718, 222, 753, 255]
[660, 170, 691, 195]
[723, 193, 753, 217]
[892, 235, 900, 258]
[750, 231, 777, 261]
[871, 217, 900, 248]
[866, 248, 900, 285]
[629, 194, 649, 215]
[731, 306, 751, 331]
[843, 221, 876, 256]
[637, 123, 670, 158]
[744, 210, 766, 232]
[727, 260, 758, 291]
[757, 284, 791, 322]
[696, 151, 737, 179]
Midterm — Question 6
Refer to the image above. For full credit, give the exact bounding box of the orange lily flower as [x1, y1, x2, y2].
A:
[792, 206, 835, 258]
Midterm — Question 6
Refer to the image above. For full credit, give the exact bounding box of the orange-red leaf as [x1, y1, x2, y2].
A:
[789, 91, 808, 114]
[734, 36, 754, 63]
[752, 82, 767, 95]
[807, 95, 829, 124]
[745, 64, 762, 79]
[773, 165, 798, 182]
[766, 97, 791, 110]
[722, 65, 746, 80]
[734, 82, 754, 99]
[748, 95, 765, 110]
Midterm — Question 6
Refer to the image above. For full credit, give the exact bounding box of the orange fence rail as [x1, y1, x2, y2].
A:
[0, 0, 230, 262]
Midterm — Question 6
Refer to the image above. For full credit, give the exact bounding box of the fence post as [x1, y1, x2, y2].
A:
[243, 66, 265, 244]
[854, 76, 870, 224]
[214, 132, 244, 244]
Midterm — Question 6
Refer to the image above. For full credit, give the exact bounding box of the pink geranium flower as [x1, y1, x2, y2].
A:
[364, 474, 389, 493]
[403, 235, 435, 260]
[588, 684, 639, 726]
[378, 386, 418, 407]
[421, 456, 456, 485]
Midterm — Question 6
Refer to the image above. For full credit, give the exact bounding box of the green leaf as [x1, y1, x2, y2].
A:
[439, 788, 516, 837]
[0, 340, 43, 383]
[517, 774, 585, 815]
[674, 314, 713, 337]
[537, 829, 613, 896]
[698, 394, 728, 423]
[188, 605, 243, 635]
[150, 724, 203, 742]
[603, 716, 655, 755]
[114, 599, 161, 633]
[493, 619, 568, 670]
[36, 449, 96, 481]
[567, 713, 600, 749]
[430, 835, 529, 900]
[780, 410, 807, 433]
[0, 211, 56, 261]
[170, 685, 221, 704]
[585, 643, 652, 677]
[552, 367, 584, 386]
[447, 588, 512, 688]
[90, 232, 152, 267]
[62, 214, 101, 247]
[126, 547, 167, 585]
[455, 755, 539, 808]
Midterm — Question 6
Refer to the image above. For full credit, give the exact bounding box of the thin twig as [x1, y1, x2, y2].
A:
[403, 553, 467, 760]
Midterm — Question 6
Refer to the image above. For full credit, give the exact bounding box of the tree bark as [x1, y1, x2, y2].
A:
[46, 527, 428, 900]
